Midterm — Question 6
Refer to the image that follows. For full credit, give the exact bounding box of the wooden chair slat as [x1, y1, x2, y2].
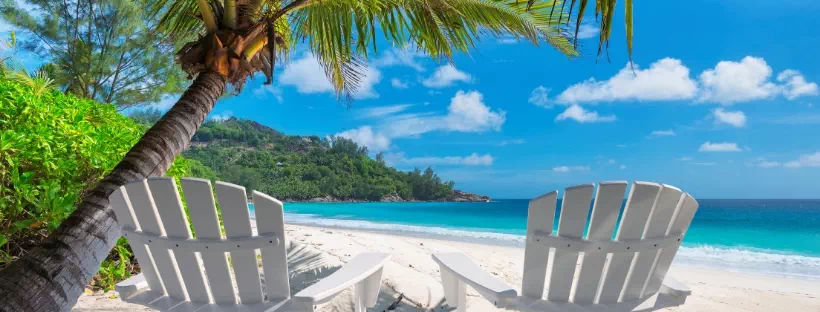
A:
[124, 180, 188, 301]
[180, 178, 237, 305]
[573, 182, 627, 304]
[547, 184, 594, 302]
[215, 182, 264, 304]
[148, 178, 212, 303]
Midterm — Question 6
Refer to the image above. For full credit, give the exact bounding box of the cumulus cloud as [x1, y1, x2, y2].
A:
[552, 165, 590, 173]
[699, 141, 742, 152]
[336, 91, 504, 151]
[697, 56, 779, 104]
[555, 104, 616, 123]
[678, 156, 693, 161]
[784, 152, 820, 168]
[649, 130, 676, 137]
[556, 56, 818, 105]
[335, 126, 392, 152]
[387, 152, 494, 166]
[390, 78, 409, 89]
[280, 53, 381, 99]
[372, 48, 426, 71]
[443, 90, 506, 131]
[575, 24, 600, 39]
[528, 86, 551, 108]
[556, 58, 698, 104]
[619, 164, 627, 170]
[712, 108, 746, 127]
[422, 64, 472, 88]
[778, 70, 819, 100]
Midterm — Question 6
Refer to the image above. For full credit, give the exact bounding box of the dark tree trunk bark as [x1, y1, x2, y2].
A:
[0, 71, 227, 312]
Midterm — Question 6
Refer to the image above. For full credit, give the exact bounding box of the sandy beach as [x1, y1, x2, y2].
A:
[73, 224, 820, 311]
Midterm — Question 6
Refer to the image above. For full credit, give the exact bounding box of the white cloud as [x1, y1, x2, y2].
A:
[360, 104, 413, 119]
[337, 90, 505, 150]
[280, 53, 381, 99]
[390, 78, 409, 89]
[692, 162, 717, 166]
[335, 126, 391, 152]
[443, 90, 506, 132]
[678, 156, 693, 161]
[698, 56, 779, 104]
[388, 152, 494, 166]
[555, 104, 616, 123]
[552, 165, 590, 173]
[279, 54, 333, 93]
[699, 141, 742, 152]
[649, 130, 676, 137]
[556, 58, 698, 104]
[784, 152, 820, 168]
[528, 86, 551, 108]
[252, 84, 284, 102]
[209, 110, 233, 121]
[372, 48, 426, 71]
[557, 56, 818, 106]
[575, 24, 600, 39]
[713, 108, 746, 127]
[778, 70, 819, 100]
[608, 159, 616, 164]
[619, 164, 627, 170]
[422, 64, 472, 88]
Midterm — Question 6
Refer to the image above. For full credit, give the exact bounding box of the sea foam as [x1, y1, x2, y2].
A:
[282, 212, 820, 281]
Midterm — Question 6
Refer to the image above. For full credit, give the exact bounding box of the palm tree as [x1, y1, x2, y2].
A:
[0, 0, 632, 310]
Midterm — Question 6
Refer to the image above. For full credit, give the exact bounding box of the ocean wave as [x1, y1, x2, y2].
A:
[282, 213, 820, 280]
[284, 213, 525, 245]
[675, 245, 820, 280]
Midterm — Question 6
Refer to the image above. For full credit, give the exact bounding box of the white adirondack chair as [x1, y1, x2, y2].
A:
[432, 181, 699, 312]
[109, 177, 390, 312]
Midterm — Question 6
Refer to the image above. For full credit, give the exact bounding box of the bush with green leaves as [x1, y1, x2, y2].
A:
[0, 78, 194, 291]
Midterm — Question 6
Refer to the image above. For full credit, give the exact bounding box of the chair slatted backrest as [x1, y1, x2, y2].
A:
[520, 181, 699, 305]
[109, 177, 290, 305]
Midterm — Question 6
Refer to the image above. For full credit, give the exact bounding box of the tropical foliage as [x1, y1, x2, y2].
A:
[0, 0, 188, 108]
[0, 78, 194, 290]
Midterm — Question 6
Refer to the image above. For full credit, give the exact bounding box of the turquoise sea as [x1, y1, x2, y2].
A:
[250, 199, 820, 280]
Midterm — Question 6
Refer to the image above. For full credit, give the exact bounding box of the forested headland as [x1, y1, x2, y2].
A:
[133, 111, 490, 203]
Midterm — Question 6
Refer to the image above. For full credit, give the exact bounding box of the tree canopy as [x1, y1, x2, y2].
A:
[0, 0, 187, 108]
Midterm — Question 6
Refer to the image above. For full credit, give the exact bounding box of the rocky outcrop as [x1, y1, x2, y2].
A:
[447, 190, 491, 202]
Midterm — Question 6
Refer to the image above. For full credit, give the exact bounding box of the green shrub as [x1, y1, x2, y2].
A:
[0, 78, 192, 291]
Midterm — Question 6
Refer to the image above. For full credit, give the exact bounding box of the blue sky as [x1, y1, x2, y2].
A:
[9, 1, 820, 199]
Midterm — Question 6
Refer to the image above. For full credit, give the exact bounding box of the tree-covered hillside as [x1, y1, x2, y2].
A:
[130, 112, 486, 202]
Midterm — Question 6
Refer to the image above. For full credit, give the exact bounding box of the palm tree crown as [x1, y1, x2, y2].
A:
[150, 0, 631, 100]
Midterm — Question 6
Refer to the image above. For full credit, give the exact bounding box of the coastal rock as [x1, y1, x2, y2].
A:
[448, 190, 491, 202]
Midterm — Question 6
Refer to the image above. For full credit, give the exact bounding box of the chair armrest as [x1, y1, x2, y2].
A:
[115, 273, 149, 299]
[432, 252, 517, 305]
[660, 276, 691, 298]
[291, 252, 390, 310]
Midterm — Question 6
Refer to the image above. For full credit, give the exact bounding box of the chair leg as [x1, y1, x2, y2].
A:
[441, 268, 467, 312]
[354, 267, 384, 312]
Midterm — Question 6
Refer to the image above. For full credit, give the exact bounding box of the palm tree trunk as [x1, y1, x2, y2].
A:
[0, 71, 226, 312]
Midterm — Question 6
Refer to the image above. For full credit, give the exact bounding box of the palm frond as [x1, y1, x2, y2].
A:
[290, 0, 577, 100]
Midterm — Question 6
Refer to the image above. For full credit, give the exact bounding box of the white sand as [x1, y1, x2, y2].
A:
[74, 224, 820, 311]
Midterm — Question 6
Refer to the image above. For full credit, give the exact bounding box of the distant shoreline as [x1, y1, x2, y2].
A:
[279, 190, 491, 203]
